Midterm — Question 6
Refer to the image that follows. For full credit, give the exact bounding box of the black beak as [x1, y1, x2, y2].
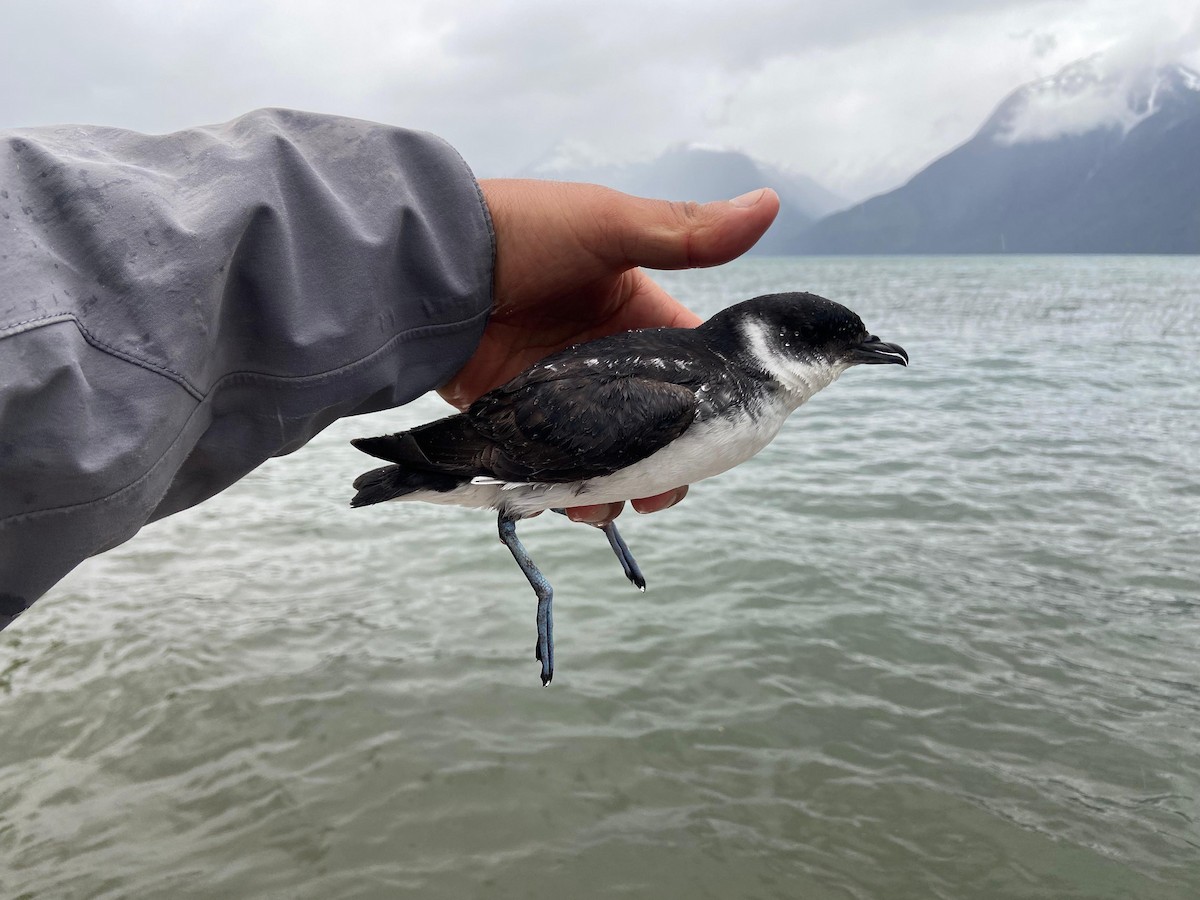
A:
[850, 335, 908, 366]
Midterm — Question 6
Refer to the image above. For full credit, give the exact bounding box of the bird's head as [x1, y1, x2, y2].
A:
[711, 292, 908, 402]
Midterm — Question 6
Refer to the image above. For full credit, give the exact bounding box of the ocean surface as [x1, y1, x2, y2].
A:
[2, 256, 1198, 899]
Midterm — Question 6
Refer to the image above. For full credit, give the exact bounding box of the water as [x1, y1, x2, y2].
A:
[3, 257, 1199, 899]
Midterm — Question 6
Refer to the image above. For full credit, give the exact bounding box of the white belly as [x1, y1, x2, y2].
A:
[493, 398, 791, 517]
[396, 406, 790, 516]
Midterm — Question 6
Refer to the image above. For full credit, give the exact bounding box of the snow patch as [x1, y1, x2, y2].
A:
[995, 57, 1163, 145]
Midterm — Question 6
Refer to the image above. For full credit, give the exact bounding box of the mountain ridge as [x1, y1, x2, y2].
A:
[801, 59, 1200, 254]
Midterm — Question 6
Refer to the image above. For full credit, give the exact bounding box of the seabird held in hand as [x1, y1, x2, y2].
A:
[351, 291, 908, 685]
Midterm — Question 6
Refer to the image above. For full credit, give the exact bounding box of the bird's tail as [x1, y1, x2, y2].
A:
[351, 416, 486, 507]
[350, 465, 464, 508]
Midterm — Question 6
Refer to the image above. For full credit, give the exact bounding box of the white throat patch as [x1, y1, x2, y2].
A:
[741, 319, 847, 407]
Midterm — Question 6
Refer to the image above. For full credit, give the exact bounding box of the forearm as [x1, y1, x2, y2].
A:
[0, 109, 494, 621]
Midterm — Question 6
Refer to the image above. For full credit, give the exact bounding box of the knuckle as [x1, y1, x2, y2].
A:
[669, 200, 705, 227]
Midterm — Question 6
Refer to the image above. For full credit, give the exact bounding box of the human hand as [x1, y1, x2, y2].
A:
[439, 178, 779, 525]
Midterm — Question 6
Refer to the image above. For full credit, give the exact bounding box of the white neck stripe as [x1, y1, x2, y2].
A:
[740, 319, 846, 407]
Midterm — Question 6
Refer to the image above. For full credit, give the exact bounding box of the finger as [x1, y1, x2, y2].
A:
[609, 270, 704, 330]
[631, 486, 688, 514]
[608, 188, 780, 271]
[564, 501, 625, 526]
[554, 270, 704, 342]
[481, 179, 778, 293]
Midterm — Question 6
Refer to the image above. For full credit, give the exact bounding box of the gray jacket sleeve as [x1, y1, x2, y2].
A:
[0, 109, 495, 626]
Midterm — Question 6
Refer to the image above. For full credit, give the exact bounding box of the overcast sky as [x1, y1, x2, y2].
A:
[2, 0, 1197, 201]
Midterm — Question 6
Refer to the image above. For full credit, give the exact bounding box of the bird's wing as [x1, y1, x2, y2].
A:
[468, 374, 698, 483]
[354, 329, 711, 482]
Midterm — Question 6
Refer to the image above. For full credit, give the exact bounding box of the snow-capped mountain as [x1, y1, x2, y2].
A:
[804, 57, 1200, 254]
[519, 143, 846, 255]
[987, 55, 1200, 144]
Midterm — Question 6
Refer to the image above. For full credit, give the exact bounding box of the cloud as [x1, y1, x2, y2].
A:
[996, 13, 1200, 145]
[997, 63, 1158, 144]
[1032, 32, 1060, 58]
[2, 0, 1198, 202]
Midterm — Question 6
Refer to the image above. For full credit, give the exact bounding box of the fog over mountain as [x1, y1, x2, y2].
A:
[802, 55, 1200, 254]
[519, 46, 1200, 257]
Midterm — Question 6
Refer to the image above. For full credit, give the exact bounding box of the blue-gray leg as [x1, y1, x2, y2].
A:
[551, 509, 647, 592]
[602, 522, 646, 591]
[498, 513, 554, 686]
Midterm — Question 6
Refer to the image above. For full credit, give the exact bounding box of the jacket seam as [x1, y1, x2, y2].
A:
[1, 304, 490, 397]
[202, 305, 491, 389]
[0, 304, 491, 527]
[2, 313, 206, 400]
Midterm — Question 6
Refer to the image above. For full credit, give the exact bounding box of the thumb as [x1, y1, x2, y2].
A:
[605, 187, 780, 270]
[478, 179, 779, 309]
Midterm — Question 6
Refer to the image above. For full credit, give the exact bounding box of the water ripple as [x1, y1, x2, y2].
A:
[3, 257, 1200, 898]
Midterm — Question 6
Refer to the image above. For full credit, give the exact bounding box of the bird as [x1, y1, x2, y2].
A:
[350, 291, 908, 685]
